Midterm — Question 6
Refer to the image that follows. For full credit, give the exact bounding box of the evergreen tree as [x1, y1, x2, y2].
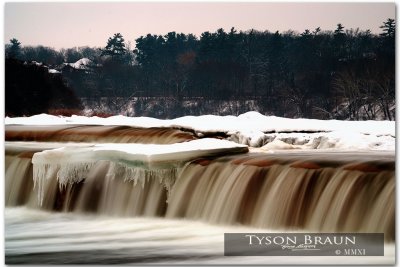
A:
[334, 23, 345, 35]
[6, 38, 21, 59]
[378, 18, 395, 60]
[313, 27, 321, 35]
[333, 23, 347, 59]
[101, 33, 127, 62]
[380, 18, 395, 38]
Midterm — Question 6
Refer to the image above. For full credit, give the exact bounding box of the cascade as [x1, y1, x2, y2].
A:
[167, 155, 394, 240]
[5, 138, 395, 241]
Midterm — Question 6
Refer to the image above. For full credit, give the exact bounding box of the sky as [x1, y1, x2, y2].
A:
[4, 2, 396, 50]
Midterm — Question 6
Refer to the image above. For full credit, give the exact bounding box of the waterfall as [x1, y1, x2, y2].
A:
[5, 141, 394, 241]
[166, 155, 394, 240]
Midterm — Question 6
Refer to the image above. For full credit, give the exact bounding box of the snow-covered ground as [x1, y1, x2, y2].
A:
[5, 112, 395, 151]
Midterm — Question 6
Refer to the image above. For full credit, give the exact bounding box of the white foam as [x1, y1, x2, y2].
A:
[5, 207, 395, 265]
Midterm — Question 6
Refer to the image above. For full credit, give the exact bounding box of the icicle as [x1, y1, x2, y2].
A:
[105, 162, 178, 198]
[33, 154, 179, 206]
[106, 162, 146, 188]
[57, 162, 97, 190]
[158, 170, 178, 202]
[32, 161, 96, 205]
[33, 163, 58, 206]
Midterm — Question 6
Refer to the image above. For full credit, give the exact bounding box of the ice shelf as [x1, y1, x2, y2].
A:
[31, 139, 248, 204]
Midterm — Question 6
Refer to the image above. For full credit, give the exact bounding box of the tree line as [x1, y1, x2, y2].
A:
[5, 19, 395, 119]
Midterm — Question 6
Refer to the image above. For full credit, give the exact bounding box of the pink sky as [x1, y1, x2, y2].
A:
[4, 2, 395, 50]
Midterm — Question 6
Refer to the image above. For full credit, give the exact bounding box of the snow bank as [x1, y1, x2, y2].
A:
[48, 69, 61, 74]
[67, 58, 94, 70]
[6, 111, 395, 151]
[6, 111, 394, 136]
[251, 131, 395, 151]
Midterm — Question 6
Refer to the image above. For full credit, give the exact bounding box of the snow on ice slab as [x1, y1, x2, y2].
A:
[6, 114, 68, 125]
[5, 112, 395, 136]
[31, 139, 248, 203]
[6, 112, 395, 150]
[32, 138, 248, 165]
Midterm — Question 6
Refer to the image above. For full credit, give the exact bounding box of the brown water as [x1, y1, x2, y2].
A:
[5, 125, 196, 144]
[167, 153, 394, 240]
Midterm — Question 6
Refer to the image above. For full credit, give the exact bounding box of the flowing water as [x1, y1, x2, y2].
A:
[5, 125, 196, 144]
[5, 207, 395, 265]
[4, 126, 395, 264]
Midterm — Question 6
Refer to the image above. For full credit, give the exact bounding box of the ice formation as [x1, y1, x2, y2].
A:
[105, 162, 177, 198]
[31, 139, 248, 204]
